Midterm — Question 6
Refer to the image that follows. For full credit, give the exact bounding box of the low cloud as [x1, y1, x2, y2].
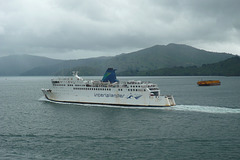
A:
[0, 0, 239, 59]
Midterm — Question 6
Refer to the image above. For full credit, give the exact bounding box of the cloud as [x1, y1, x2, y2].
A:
[0, 0, 239, 59]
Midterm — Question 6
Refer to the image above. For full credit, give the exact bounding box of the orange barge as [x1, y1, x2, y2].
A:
[197, 80, 221, 86]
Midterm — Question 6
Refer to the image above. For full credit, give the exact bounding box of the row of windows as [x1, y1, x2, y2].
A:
[73, 88, 112, 91]
[54, 84, 147, 92]
[72, 87, 146, 92]
[128, 89, 146, 92]
[54, 83, 147, 88]
[53, 84, 65, 86]
[129, 85, 142, 88]
[75, 84, 86, 86]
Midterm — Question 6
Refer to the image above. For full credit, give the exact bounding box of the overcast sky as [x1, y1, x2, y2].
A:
[0, 0, 240, 59]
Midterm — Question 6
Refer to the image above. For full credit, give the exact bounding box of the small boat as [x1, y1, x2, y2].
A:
[197, 80, 221, 86]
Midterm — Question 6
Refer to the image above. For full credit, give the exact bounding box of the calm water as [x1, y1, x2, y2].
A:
[0, 76, 240, 160]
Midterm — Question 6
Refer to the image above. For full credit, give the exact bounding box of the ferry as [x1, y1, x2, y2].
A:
[42, 68, 176, 107]
[197, 80, 221, 86]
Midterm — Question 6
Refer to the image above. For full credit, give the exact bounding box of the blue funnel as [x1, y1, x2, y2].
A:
[102, 68, 119, 83]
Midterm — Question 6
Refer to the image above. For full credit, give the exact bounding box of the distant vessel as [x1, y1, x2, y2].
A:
[42, 68, 176, 107]
[197, 80, 221, 86]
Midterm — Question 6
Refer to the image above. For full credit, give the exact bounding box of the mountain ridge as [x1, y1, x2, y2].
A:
[0, 43, 235, 76]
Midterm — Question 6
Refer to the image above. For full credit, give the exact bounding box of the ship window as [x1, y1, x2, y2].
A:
[52, 81, 60, 83]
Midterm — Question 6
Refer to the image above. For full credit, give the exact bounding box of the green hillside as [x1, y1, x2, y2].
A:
[54, 43, 233, 76]
[103, 43, 233, 72]
[120, 56, 240, 76]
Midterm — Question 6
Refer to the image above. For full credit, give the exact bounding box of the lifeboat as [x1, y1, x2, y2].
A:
[197, 80, 221, 86]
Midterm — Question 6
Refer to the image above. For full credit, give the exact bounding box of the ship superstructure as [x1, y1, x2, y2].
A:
[42, 68, 176, 107]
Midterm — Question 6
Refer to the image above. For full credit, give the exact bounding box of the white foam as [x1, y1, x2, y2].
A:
[171, 105, 240, 114]
[38, 96, 48, 101]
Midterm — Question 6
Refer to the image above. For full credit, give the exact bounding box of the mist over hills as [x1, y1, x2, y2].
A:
[0, 55, 62, 76]
[0, 43, 236, 76]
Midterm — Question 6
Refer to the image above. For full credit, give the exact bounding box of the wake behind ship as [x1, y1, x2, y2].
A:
[42, 68, 176, 107]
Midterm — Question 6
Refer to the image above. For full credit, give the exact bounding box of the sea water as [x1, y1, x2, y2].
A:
[0, 76, 240, 160]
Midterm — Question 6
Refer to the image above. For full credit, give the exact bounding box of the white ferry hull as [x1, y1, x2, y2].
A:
[42, 89, 175, 107]
[41, 68, 176, 107]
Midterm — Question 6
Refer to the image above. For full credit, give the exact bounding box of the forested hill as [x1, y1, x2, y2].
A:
[107, 43, 233, 72]
[0, 43, 235, 76]
[53, 43, 233, 76]
[119, 56, 240, 76]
